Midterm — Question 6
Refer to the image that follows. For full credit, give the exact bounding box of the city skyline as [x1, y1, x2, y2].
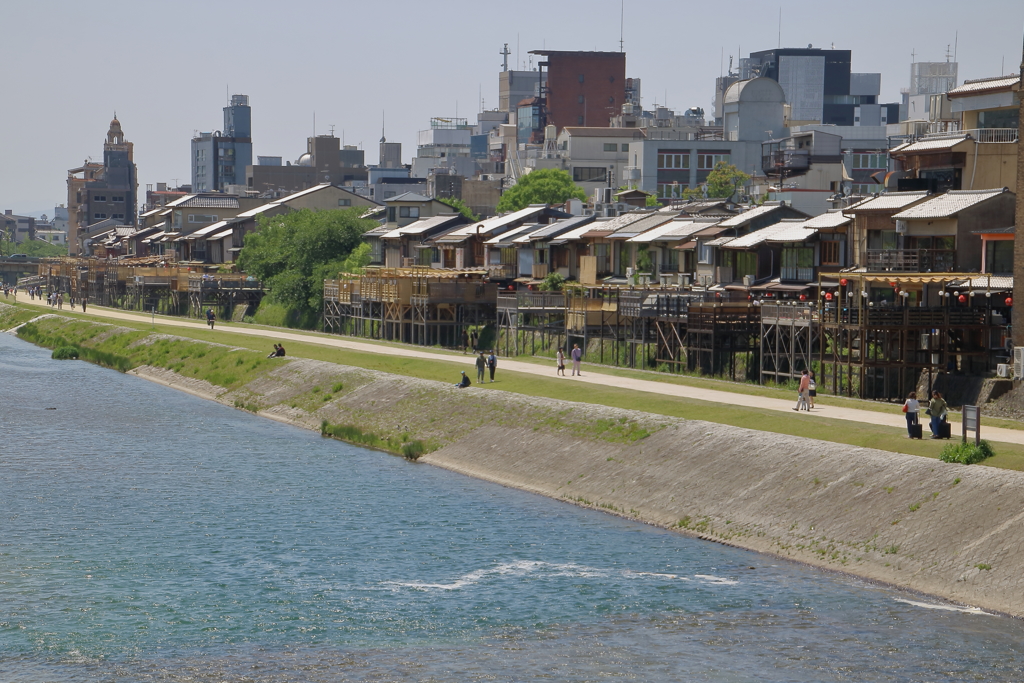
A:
[2, 0, 1023, 214]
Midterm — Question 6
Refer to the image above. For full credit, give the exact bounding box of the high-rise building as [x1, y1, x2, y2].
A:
[744, 47, 898, 127]
[191, 94, 253, 192]
[528, 50, 626, 132]
[66, 116, 138, 255]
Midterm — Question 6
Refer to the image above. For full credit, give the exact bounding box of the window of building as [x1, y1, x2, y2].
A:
[94, 195, 106, 202]
[577, 116, 585, 125]
[977, 109, 1019, 130]
[603, 143, 618, 152]
[188, 214, 218, 224]
[595, 243, 610, 273]
[578, 95, 585, 104]
[820, 240, 840, 265]
[111, 195, 124, 202]
[851, 183, 885, 195]
[657, 152, 689, 169]
[735, 251, 756, 278]
[698, 241, 713, 264]
[93, 213, 107, 219]
[987, 240, 1014, 274]
[621, 144, 629, 152]
[657, 182, 689, 199]
[399, 206, 420, 218]
[697, 153, 729, 170]
[196, 149, 206, 160]
[573, 167, 607, 183]
[223, 165, 234, 176]
[852, 154, 885, 169]
[338, 199, 351, 206]
[112, 214, 125, 220]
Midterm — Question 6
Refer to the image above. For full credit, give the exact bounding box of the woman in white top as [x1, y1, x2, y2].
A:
[556, 348, 566, 376]
[903, 391, 920, 438]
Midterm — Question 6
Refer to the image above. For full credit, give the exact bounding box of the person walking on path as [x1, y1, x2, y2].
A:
[476, 352, 487, 384]
[794, 370, 810, 411]
[81, 297, 87, 313]
[461, 329, 470, 354]
[470, 330, 479, 352]
[571, 344, 582, 376]
[928, 390, 948, 439]
[206, 308, 216, 330]
[808, 372, 817, 409]
[556, 347, 566, 376]
[487, 350, 497, 383]
[903, 391, 920, 438]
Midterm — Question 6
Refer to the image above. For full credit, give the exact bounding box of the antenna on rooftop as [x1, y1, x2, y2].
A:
[778, 7, 782, 48]
[500, 43, 510, 71]
[619, 0, 624, 52]
[329, 124, 335, 136]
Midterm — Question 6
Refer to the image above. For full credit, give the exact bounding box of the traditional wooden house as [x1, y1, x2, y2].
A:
[842, 191, 930, 268]
[626, 217, 717, 283]
[888, 189, 1015, 273]
[687, 202, 808, 286]
[519, 214, 597, 280]
[426, 204, 570, 269]
[605, 212, 679, 278]
[379, 213, 467, 267]
[483, 222, 548, 280]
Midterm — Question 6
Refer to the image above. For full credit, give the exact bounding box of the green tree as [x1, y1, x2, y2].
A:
[645, 193, 661, 207]
[437, 197, 480, 222]
[17, 240, 67, 258]
[705, 162, 750, 199]
[237, 208, 376, 328]
[495, 168, 586, 213]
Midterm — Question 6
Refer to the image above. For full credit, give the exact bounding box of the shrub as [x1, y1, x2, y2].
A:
[52, 345, 80, 360]
[939, 440, 995, 465]
[538, 272, 565, 292]
[401, 440, 426, 460]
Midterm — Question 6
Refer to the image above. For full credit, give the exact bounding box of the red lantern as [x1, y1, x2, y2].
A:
[507, 285, 514, 290]
[1006, 297, 1013, 306]
[825, 292, 834, 301]
[527, 284, 534, 291]
[799, 294, 807, 301]
[889, 282, 897, 288]
[958, 294, 966, 304]
[840, 278, 848, 287]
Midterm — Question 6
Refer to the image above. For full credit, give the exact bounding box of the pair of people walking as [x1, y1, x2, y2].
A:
[793, 369, 816, 410]
[555, 344, 584, 376]
[475, 351, 497, 383]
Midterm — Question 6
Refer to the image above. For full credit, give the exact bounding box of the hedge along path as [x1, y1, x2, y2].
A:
[14, 296, 1024, 448]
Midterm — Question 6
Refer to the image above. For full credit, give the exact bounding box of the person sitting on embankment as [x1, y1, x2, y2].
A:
[455, 371, 471, 389]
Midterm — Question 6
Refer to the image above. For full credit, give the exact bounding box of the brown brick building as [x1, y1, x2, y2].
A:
[529, 50, 626, 132]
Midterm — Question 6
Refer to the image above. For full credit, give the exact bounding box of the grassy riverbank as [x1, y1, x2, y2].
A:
[6, 302, 1024, 469]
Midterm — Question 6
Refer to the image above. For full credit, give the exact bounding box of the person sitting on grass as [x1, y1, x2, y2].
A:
[268, 344, 281, 358]
[275, 344, 286, 357]
[455, 371, 471, 388]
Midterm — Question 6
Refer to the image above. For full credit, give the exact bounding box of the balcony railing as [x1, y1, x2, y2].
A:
[487, 263, 516, 279]
[865, 249, 956, 272]
[923, 128, 1018, 143]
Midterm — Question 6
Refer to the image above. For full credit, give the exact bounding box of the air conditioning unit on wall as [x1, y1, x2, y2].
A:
[997, 363, 1011, 378]
[1014, 347, 1024, 380]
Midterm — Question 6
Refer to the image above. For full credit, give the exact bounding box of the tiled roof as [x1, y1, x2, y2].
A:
[844, 191, 929, 213]
[384, 192, 431, 203]
[716, 203, 796, 228]
[166, 195, 240, 209]
[527, 213, 596, 240]
[890, 135, 970, 154]
[801, 211, 851, 228]
[953, 275, 1013, 290]
[628, 219, 692, 243]
[722, 223, 801, 249]
[609, 212, 676, 238]
[704, 235, 735, 247]
[445, 205, 565, 238]
[947, 76, 1019, 97]
[893, 189, 1010, 220]
[384, 213, 464, 238]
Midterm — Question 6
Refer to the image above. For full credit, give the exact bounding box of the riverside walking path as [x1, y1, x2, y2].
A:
[17, 298, 1024, 446]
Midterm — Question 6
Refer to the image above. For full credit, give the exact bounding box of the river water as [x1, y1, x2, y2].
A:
[2, 332, 1024, 682]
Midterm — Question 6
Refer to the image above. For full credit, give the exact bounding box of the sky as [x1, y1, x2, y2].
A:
[2, 0, 1023, 216]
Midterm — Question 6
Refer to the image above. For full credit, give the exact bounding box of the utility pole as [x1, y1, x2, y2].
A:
[1012, 28, 1024, 355]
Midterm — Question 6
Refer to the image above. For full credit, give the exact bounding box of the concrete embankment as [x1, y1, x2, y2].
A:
[7, 305, 1024, 616]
